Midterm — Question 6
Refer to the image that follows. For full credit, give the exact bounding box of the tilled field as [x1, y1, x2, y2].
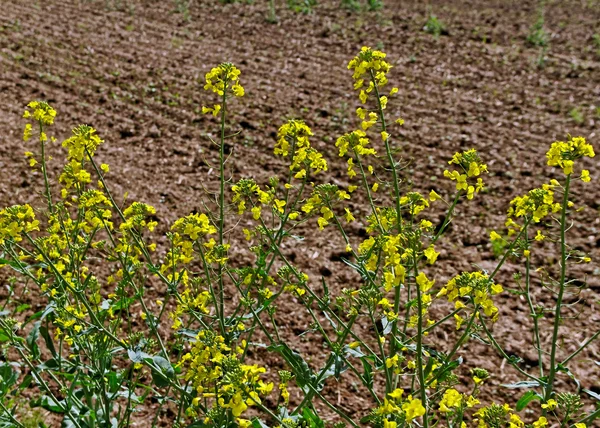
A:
[1, 0, 599, 425]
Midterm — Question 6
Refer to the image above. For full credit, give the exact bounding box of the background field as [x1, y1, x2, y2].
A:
[1, 0, 599, 425]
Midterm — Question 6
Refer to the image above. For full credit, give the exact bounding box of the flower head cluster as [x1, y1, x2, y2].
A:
[400, 192, 430, 216]
[202, 63, 244, 116]
[203, 63, 244, 97]
[508, 184, 560, 223]
[0, 204, 39, 244]
[373, 388, 426, 426]
[348, 46, 392, 104]
[335, 130, 377, 179]
[546, 136, 594, 175]
[182, 330, 272, 424]
[232, 178, 287, 219]
[301, 184, 351, 230]
[277, 265, 309, 297]
[121, 202, 158, 233]
[78, 190, 113, 232]
[62, 125, 104, 162]
[274, 120, 327, 177]
[474, 403, 550, 428]
[23, 101, 57, 126]
[438, 388, 480, 413]
[437, 271, 503, 323]
[444, 149, 487, 199]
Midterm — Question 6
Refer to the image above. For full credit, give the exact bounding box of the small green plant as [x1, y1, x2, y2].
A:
[593, 33, 600, 57]
[266, 0, 278, 23]
[366, 0, 383, 11]
[423, 15, 445, 39]
[287, 0, 317, 14]
[173, 0, 192, 21]
[341, 0, 361, 12]
[569, 107, 585, 124]
[340, 0, 382, 12]
[527, 1, 549, 48]
[527, 15, 549, 47]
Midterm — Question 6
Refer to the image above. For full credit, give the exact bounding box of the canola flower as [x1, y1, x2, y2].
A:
[546, 136, 595, 175]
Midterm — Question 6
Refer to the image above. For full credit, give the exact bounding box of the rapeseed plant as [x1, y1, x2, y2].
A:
[0, 47, 596, 428]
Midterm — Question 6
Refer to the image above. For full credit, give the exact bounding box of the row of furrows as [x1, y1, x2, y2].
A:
[1, 0, 598, 200]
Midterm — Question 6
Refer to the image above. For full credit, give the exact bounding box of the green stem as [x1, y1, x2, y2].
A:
[38, 120, 54, 213]
[217, 83, 228, 336]
[412, 260, 429, 427]
[523, 225, 544, 378]
[544, 174, 571, 401]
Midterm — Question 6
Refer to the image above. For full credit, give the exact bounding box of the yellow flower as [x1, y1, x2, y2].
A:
[424, 245, 440, 264]
[532, 416, 548, 428]
[416, 272, 434, 292]
[490, 231, 502, 241]
[251, 206, 261, 220]
[232, 84, 245, 97]
[372, 182, 379, 192]
[429, 190, 441, 201]
[439, 388, 462, 413]
[317, 217, 328, 230]
[381, 131, 390, 141]
[294, 169, 306, 179]
[541, 399, 557, 411]
[581, 169, 590, 182]
[344, 208, 355, 222]
[23, 123, 33, 141]
[402, 397, 426, 421]
[383, 419, 397, 428]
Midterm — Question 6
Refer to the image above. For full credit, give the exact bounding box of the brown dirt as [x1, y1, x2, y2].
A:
[1, 0, 600, 426]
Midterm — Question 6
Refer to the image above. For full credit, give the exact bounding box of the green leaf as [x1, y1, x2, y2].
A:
[147, 355, 175, 388]
[26, 321, 41, 360]
[0, 362, 18, 395]
[268, 343, 313, 390]
[516, 391, 540, 411]
[39, 325, 57, 358]
[32, 395, 65, 413]
[251, 419, 270, 428]
[582, 388, 600, 402]
[15, 304, 31, 313]
[301, 407, 325, 428]
[127, 348, 150, 363]
[360, 357, 373, 389]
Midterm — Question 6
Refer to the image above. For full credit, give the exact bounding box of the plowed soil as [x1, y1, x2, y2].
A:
[1, 0, 599, 426]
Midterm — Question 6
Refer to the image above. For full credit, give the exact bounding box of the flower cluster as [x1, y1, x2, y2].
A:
[232, 178, 287, 219]
[508, 184, 560, 224]
[203, 63, 244, 97]
[182, 330, 272, 425]
[474, 403, 553, 428]
[546, 136, 595, 176]
[274, 120, 327, 177]
[301, 184, 351, 230]
[202, 63, 244, 116]
[373, 388, 426, 426]
[347, 46, 392, 104]
[438, 388, 480, 413]
[0, 204, 39, 244]
[23, 100, 57, 126]
[444, 149, 487, 199]
[437, 271, 503, 324]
